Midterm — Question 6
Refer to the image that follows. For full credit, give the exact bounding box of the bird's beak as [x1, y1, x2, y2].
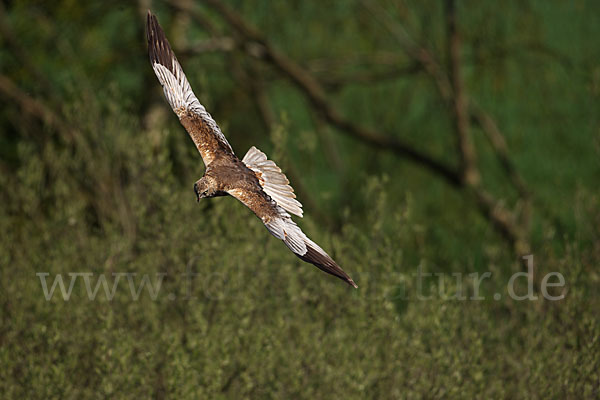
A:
[193, 183, 200, 202]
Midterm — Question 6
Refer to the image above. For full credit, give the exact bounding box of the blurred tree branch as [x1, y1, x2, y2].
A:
[444, 0, 529, 253]
[362, 0, 529, 196]
[168, 0, 533, 254]
[172, 0, 462, 187]
[364, 0, 531, 254]
[183, 38, 421, 92]
[0, 74, 73, 142]
[0, 4, 55, 99]
[318, 63, 421, 92]
[445, 0, 479, 186]
[226, 54, 330, 225]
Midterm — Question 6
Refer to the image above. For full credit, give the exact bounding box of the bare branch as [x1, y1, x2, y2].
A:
[0, 74, 73, 141]
[362, 0, 454, 102]
[183, 41, 420, 91]
[362, 0, 530, 254]
[469, 104, 529, 199]
[362, 0, 527, 197]
[174, 0, 532, 254]
[469, 103, 532, 230]
[471, 187, 529, 255]
[0, 4, 55, 99]
[319, 63, 421, 92]
[183, 37, 236, 55]
[445, 0, 479, 186]
[306, 51, 406, 72]
[186, 0, 461, 187]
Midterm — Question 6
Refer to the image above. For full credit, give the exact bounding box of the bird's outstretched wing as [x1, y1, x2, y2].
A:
[146, 11, 234, 166]
[228, 186, 357, 288]
[242, 146, 303, 218]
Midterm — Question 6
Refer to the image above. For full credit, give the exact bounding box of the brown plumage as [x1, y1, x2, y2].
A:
[146, 11, 357, 288]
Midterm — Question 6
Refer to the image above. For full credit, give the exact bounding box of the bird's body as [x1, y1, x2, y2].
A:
[146, 11, 357, 288]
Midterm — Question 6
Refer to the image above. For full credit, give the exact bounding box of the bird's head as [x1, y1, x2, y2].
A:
[193, 176, 218, 201]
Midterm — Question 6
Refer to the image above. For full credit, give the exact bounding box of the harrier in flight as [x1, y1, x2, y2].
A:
[146, 12, 357, 288]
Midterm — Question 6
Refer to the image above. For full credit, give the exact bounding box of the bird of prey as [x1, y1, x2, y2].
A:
[146, 12, 357, 288]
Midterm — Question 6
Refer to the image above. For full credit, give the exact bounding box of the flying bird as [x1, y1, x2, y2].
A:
[146, 11, 357, 288]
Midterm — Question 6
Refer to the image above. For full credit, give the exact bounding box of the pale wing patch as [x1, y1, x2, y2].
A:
[147, 12, 233, 154]
[151, 63, 201, 117]
[242, 146, 303, 217]
[151, 64, 232, 153]
[264, 207, 308, 255]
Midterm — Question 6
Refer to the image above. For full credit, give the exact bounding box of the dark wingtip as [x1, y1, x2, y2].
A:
[146, 10, 154, 43]
[145, 10, 178, 75]
[146, 11, 155, 60]
[146, 10, 183, 115]
[296, 243, 358, 289]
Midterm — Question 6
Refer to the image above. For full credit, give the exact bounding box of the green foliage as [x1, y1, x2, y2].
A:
[0, 1, 599, 398]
